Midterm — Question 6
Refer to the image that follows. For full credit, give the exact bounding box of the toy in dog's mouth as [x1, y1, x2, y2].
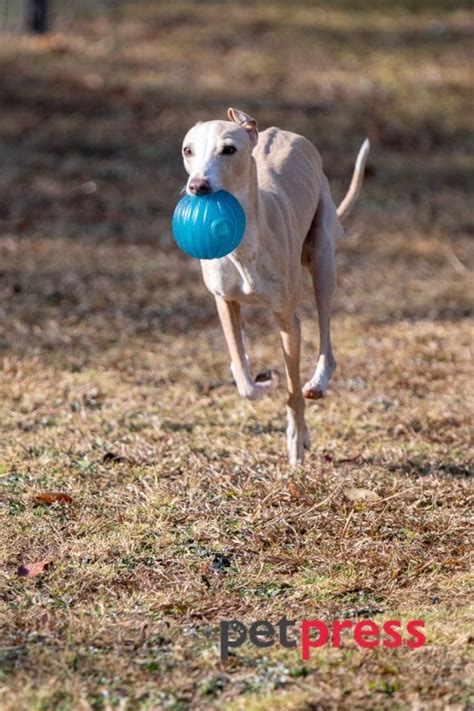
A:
[172, 190, 246, 260]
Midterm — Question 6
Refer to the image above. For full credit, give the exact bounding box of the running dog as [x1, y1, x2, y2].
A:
[180, 108, 369, 465]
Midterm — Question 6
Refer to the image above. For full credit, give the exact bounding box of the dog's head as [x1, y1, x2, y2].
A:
[181, 108, 258, 196]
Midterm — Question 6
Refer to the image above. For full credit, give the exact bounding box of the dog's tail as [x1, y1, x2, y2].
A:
[336, 139, 370, 224]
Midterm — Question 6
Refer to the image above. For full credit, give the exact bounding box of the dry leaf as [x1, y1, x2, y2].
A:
[32, 492, 73, 506]
[337, 453, 363, 464]
[288, 481, 303, 499]
[345, 487, 381, 502]
[17, 559, 53, 578]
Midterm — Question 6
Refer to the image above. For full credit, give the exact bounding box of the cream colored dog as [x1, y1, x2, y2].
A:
[181, 108, 369, 465]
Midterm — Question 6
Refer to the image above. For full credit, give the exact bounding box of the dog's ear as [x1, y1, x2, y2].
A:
[227, 107, 258, 143]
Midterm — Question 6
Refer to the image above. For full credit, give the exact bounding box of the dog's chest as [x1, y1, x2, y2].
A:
[200, 254, 268, 305]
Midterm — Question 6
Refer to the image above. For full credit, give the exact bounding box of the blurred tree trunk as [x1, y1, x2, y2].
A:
[28, 0, 49, 33]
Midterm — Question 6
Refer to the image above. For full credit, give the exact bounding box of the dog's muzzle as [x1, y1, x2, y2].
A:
[188, 177, 211, 196]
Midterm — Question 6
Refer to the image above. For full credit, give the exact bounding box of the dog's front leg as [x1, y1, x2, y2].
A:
[276, 312, 309, 466]
[215, 297, 279, 401]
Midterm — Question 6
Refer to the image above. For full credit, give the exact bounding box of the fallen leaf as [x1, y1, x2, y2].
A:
[17, 559, 53, 578]
[337, 453, 363, 464]
[345, 487, 381, 502]
[32, 492, 73, 506]
[288, 481, 303, 499]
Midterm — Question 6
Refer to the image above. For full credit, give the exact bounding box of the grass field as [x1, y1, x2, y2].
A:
[0, 1, 473, 709]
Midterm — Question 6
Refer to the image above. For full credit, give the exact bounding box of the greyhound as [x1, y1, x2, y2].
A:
[181, 108, 369, 465]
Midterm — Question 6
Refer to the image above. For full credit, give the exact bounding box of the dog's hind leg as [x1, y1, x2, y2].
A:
[215, 296, 279, 400]
[303, 181, 340, 400]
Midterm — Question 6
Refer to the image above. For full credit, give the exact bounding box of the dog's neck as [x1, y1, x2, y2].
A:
[225, 155, 263, 293]
[232, 154, 260, 227]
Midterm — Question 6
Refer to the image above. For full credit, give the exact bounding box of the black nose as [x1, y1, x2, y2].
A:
[189, 177, 211, 195]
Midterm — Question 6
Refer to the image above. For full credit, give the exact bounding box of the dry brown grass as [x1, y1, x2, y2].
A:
[0, 1, 473, 709]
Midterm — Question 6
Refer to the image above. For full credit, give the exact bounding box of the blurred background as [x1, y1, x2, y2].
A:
[0, 0, 472, 351]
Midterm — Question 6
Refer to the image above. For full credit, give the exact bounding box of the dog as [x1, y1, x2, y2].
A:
[181, 108, 369, 465]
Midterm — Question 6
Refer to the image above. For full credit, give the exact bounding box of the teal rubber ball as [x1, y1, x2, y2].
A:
[172, 190, 246, 260]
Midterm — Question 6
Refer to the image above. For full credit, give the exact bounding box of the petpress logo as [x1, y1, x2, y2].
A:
[220, 616, 426, 661]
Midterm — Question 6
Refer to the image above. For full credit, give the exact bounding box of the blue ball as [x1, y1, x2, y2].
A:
[172, 190, 246, 260]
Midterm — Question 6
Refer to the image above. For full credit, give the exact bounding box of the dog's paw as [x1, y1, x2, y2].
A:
[303, 382, 325, 400]
[255, 369, 274, 383]
[303, 357, 335, 400]
[255, 369, 279, 393]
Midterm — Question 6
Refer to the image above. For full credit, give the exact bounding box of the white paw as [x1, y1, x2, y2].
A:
[236, 370, 280, 400]
[246, 371, 279, 400]
[303, 356, 335, 400]
[254, 369, 279, 395]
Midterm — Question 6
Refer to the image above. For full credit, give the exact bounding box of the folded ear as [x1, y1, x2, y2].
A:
[227, 107, 258, 143]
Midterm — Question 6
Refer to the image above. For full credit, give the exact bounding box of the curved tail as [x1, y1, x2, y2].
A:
[337, 139, 370, 224]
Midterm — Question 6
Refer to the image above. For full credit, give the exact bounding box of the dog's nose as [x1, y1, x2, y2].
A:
[189, 177, 211, 196]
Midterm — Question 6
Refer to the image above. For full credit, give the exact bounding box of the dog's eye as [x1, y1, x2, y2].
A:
[183, 146, 193, 157]
[220, 145, 237, 155]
